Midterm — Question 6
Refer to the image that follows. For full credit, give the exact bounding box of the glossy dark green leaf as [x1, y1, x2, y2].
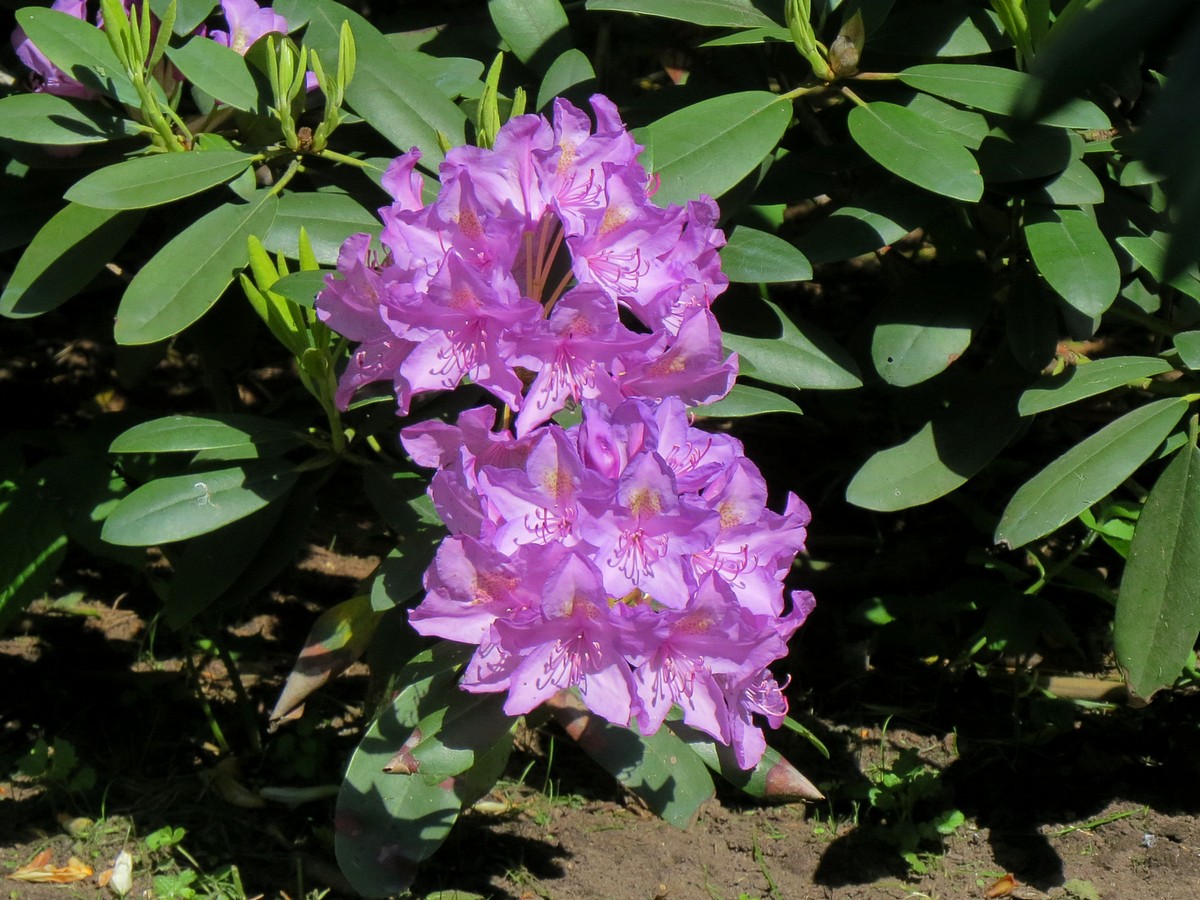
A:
[364, 467, 444, 612]
[976, 124, 1073, 182]
[1117, 231, 1200, 301]
[101, 462, 298, 546]
[15, 7, 138, 105]
[270, 270, 328, 309]
[262, 192, 380, 264]
[693, 383, 802, 418]
[0, 93, 142, 144]
[288, 0, 466, 164]
[1011, 156, 1104, 205]
[65, 150, 255, 209]
[724, 299, 862, 390]
[0, 204, 142, 319]
[905, 92, 989, 149]
[700, 25, 792, 47]
[720, 227, 812, 283]
[871, 276, 990, 387]
[1025, 208, 1119, 317]
[150, 0, 216, 34]
[872, 1, 1008, 56]
[585, 0, 777, 28]
[1018, 357, 1173, 415]
[536, 49, 597, 111]
[547, 693, 714, 829]
[667, 721, 822, 801]
[335, 643, 500, 897]
[635, 92, 791, 206]
[110, 414, 305, 453]
[489, 0, 571, 69]
[995, 398, 1188, 549]
[846, 391, 1023, 511]
[114, 192, 279, 344]
[898, 64, 1110, 130]
[795, 182, 947, 264]
[848, 102, 983, 202]
[166, 38, 259, 111]
[1114, 445, 1200, 703]
[1175, 332, 1200, 370]
[394, 692, 517, 783]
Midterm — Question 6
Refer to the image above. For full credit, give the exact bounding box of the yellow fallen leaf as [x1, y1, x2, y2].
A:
[10, 853, 93, 883]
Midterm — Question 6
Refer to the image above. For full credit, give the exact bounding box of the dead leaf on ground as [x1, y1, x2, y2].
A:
[10, 850, 93, 883]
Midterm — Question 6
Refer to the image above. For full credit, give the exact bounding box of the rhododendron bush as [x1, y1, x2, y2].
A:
[5, 0, 1200, 893]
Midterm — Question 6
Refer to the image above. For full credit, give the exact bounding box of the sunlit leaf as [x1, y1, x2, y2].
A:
[65, 150, 255, 209]
[585, 0, 778, 28]
[723, 298, 862, 390]
[1025, 207, 1120, 318]
[166, 38, 260, 111]
[110, 413, 304, 453]
[1017, 357, 1173, 415]
[693, 383, 802, 418]
[720, 227, 812, 282]
[0, 93, 141, 144]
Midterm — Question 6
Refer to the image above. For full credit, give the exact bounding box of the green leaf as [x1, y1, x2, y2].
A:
[290, 0, 467, 164]
[150, 0, 216, 34]
[1025, 207, 1119, 318]
[635, 92, 791, 206]
[547, 693, 714, 829]
[585, 0, 778, 28]
[693, 383, 802, 418]
[794, 182, 948, 264]
[898, 64, 1110, 130]
[0, 204, 142, 319]
[114, 192, 279, 344]
[995, 398, 1188, 549]
[720, 227, 812, 283]
[0, 93, 141, 145]
[101, 462, 298, 546]
[15, 7, 138, 105]
[270, 270, 328, 309]
[489, 0, 572, 70]
[363, 466, 444, 612]
[1017, 357, 1174, 415]
[335, 643, 504, 897]
[1011, 156, 1104, 206]
[536, 49, 596, 111]
[0, 477, 68, 633]
[848, 102, 983, 202]
[872, 1, 1008, 56]
[166, 38, 260, 111]
[667, 721, 822, 801]
[262, 192, 381, 265]
[400, 692, 517, 784]
[701, 25, 793, 47]
[871, 267, 991, 387]
[65, 150, 255, 209]
[723, 298, 862, 390]
[110, 414, 305, 454]
[905, 92, 990, 150]
[975, 123, 1074, 182]
[1116, 231, 1200, 300]
[1175, 332, 1200, 370]
[846, 390, 1023, 511]
[1114, 445, 1200, 703]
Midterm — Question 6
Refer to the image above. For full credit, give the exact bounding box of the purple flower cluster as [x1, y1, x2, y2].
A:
[10, 0, 290, 97]
[401, 398, 813, 768]
[317, 96, 736, 435]
[316, 96, 813, 769]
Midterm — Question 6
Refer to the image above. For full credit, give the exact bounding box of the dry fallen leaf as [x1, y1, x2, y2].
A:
[983, 873, 1019, 898]
[10, 851, 93, 883]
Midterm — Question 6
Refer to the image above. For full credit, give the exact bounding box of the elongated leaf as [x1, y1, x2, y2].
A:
[0, 93, 142, 144]
[335, 643, 503, 897]
[270, 270, 328, 309]
[667, 720, 822, 801]
[115, 192, 279, 344]
[288, 0, 466, 164]
[721, 227, 812, 283]
[795, 182, 948, 264]
[905, 92, 990, 149]
[898, 64, 1110, 129]
[66, 151, 255, 209]
[873, 1, 1008, 56]
[392, 692, 516, 784]
[1018, 357, 1173, 415]
[150, 0, 216, 34]
[693, 383, 802, 418]
[1025, 208, 1119, 318]
[110, 414, 304, 453]
[995, 398, 1188, 549]
[635, 92, 791, 206]
[1175, 332, 1200, 370]
[585, 0, 777, 28]
[1012, 156, 1105, 205]
[723, 298, 862, 390]
[546, 691, 714, 829]
[489, 0, 571, 70]
[16, 7, 138, 105]
[536, 48, 596, 111]
[262, 192, 380, 264]
[1114, 445, 1200, 703]
[848, 102, 982, 202]
[1116, 231, 1200, 300]
[101, 462, 297, 546]
[166, 38, 259, 111]
[0, 204, 141, 318]
[976, 123, 1074, 182]
[701, 25, 793, 47]
[846, 391, 1023, 511]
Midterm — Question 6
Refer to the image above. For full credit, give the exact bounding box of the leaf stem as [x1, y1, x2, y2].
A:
[839, 85, 870, 109]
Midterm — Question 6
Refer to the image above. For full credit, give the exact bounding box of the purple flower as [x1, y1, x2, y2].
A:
[11, 0, 97, 99]
[317, 96, 736, 428]
[209, 0, 288, 54]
